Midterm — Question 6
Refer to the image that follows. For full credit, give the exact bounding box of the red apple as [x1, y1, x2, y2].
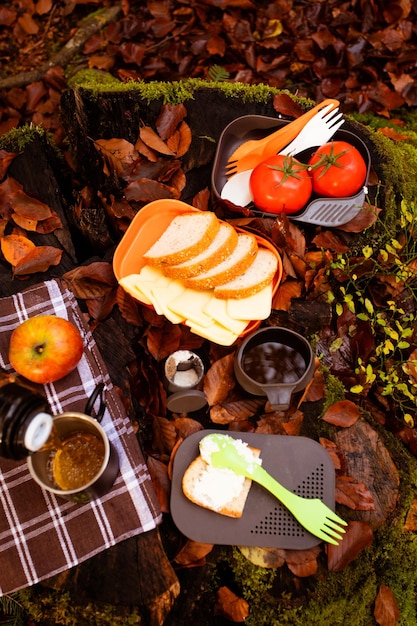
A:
[8, 315, 84, 384]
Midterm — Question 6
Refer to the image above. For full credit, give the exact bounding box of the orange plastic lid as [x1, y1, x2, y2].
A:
[113, 199, 283, 339]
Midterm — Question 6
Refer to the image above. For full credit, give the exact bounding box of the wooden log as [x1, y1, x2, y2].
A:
[46, 529, 180, 626]
[334, 418, 400, 528]
[268, 300, 333, 335]
[6, 82, 415, 624]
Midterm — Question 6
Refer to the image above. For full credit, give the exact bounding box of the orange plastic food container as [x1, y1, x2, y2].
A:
[113, 199, 283, 339]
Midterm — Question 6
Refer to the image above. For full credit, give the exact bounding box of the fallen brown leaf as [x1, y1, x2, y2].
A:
[166, 121, 192, 157]
[1, 233, 35, 266]
[214, 586, 249, 623]
[327, 520, 373, 572]
[336, 475, 375, 510]
[273, 278, 303, 311]
[9, 187, 52, 220]
[192, 188, 211, 211]
[94, 138, 137, 177]
[13, 245, 62, 275]
[210, 397, 264, 425]
[134, 136, 159, 162]
[146, 455, 171, 514]
[155, 103, 188, 140]
[404, 498, 417, 532]
[0, 149, 17, 179]
[285, 546, 321, 577]
[337, 203, 380, 233]
[374, 584, 400, 626]
[62, 261, 117, 298]
[146, 322, 183, 362]
[116, 286, 144, 327]
[304, 368, 325, 402]
[174, 540, 214, 566]
[238, 545, 286, 568]
[377, 126, 409, 141]
[124, 178, 179, 203]
[35, 212, 63, 234]
[154, 416, 177, 455]
[273, 92, 305, 118]
[322, 399, 360, 427]
[204, 353, 236, 406]
[172, 417, 205, 440]
[85, 291, 117, 321]
[139, 125, 175, 156]
[319, 437, 342, 470]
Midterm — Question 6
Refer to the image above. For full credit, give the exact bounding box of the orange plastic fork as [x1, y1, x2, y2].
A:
[225, 98, 339, 176]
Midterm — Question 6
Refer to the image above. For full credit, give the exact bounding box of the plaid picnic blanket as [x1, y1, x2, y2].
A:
[0, 279, 162, 595]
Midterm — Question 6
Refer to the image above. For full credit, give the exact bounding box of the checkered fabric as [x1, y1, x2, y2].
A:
[0, 279, 161, 595]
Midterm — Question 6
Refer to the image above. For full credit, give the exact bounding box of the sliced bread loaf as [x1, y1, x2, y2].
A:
[182, 446, 261, 518]
[143, 211, 220, 266]
[214, 247, 278, 300]
[185, 232, 258, 290]
[162, 221, 239, 279]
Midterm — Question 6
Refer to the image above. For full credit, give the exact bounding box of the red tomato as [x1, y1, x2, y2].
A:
[308, 141, 367, 197]
[249, 155, 312, 214]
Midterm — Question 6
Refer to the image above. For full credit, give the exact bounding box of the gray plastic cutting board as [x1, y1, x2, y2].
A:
[171, 429, 336, 549]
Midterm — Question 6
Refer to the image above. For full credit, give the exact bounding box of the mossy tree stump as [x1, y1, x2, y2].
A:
[3, 78, 417, 625]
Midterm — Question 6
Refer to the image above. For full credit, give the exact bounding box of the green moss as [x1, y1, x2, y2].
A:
[0, 124, 46, 152]
[321, 369, 346, 413]
[16, 587, 143, 625]
[221, 516, 417, 626]
[67, 69, 126, 91]
[67, 72, 314, 107]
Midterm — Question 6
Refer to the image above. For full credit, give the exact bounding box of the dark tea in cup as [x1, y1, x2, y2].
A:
[234, 327, 315, 411]
[241, 341, 307, 385]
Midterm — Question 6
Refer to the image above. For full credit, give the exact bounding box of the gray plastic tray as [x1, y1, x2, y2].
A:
[211, 115, 371, 226]
[171, 429, 336, 549]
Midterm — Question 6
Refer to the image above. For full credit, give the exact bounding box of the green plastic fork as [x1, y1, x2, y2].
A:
[201, 433, 347, 545]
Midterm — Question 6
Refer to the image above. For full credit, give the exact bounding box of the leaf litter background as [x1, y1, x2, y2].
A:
[1, 1, 416, 623]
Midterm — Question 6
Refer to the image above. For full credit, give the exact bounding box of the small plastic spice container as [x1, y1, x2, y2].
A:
[164, 350, 207, 413]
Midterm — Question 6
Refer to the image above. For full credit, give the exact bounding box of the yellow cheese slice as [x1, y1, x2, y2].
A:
[138, 265, 166, 281]
[136, 274, 171, 307]
[226, 284, 273, 321]
[152, 281, 186, 324]
[187, 319, 239, 346]
[204, 297, 248, 335]
[118, 274, 153, 305]
[168, 288, 214, 327]
[119, 266, 272, 346]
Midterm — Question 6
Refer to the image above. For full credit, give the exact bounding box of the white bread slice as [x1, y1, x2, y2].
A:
[162, 222, 239, 279]
[143, 211, 220, 266]
[182, 446, 261, 518]
[214, 248, 278, 300]
[185, 233, 258, 290]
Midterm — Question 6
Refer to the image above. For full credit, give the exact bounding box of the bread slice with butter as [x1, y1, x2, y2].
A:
[182, 443, 261, 518]
[143, 211, 220, 266]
